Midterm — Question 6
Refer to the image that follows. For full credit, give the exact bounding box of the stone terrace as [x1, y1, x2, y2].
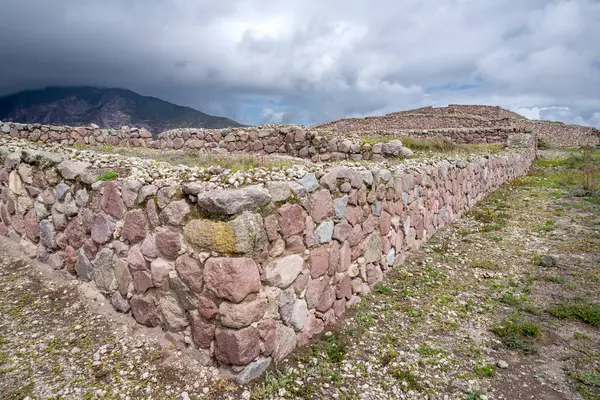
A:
[0, 117, 536, 384]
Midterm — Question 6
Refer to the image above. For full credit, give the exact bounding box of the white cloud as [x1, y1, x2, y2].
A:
[0, 0, 598, 127]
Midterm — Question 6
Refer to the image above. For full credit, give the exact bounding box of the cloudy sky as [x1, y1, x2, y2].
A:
[1, 0, 599, 127]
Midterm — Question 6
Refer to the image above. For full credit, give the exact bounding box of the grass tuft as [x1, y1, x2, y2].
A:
[550, 302, 600, 327]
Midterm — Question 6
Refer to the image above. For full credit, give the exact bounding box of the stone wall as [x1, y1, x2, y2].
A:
[519, 121, 600, 147]
[0, 126, 537, 383]
[0, 122, 413, 162]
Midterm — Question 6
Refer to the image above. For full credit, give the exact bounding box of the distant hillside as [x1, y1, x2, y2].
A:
[0, 86, 243, 134]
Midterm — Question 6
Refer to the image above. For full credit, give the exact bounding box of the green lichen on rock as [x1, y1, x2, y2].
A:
[183, 212, 267, 255]
[184, 219, 236, 254]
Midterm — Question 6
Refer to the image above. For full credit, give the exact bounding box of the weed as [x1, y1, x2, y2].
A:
[355, 310, 376, 328]
[318, 334, 347, 363]
[416, 344, 443, 358]
[465, 389, 488, 400]
[571, 371, 600, 400]
[491, 313, 542, 354]
[379, 348, 397, 366]
[470, 259, 502, 271]
[473, 363, 496, 378]
[537, 140, 552, 149]
[542, 275, 566, 284]
[499, 291, 531, 308]
[374, 283, 393, 295]
[393, 367, 420, 391]
[573, 332, 590, 340]
[550, 302, 600, 327]
[97, 171, 118, 181]
[540, 219, 556, 232]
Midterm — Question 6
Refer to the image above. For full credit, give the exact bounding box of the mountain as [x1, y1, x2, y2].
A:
[0, 86, 243, 133]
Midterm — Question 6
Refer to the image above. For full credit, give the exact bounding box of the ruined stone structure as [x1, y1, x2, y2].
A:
[318, 105, 600, 147]
[0, 117, 536, 384]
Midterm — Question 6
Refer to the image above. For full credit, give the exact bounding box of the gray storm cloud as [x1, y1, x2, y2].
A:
[0, 0, 599, 126]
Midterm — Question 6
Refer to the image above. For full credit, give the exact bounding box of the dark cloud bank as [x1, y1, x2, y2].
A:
[1, 0, 599, 126]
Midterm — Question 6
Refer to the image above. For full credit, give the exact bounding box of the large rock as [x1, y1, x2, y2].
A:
[100, 181, 126, 219]
[364, 233, 382, 263]
[315, 221, 334, 244]
[310, 189, 333, 223]
[114, 258, 132, 296]
[160, 200, 190, 226]
[230, 357, 272, 385]
[204, 258, 260, 303]
[56, 160, 91, 180]
[121, 180, 142, 208]
[39, 219, 57, 249]
[64, 217, 86, 249]
[294, 173, 318, 194]
[92, 248, 117, 293]
[215, 326, 260, 365]
[150, 258, 172, 289]
[75, 249, 93, 281]
[219, 297, 268, 329]
[155, 229, 181, 259]
[23, 209, 40, 242]
[306, 278, 335, 312]
[158, 293, 188, 332]
[277, 204, 304, 238]
[266, 181, 291, 202]
[130, 294, 160, 327]
[190, 314, 216, 349]
[309, 247, 329, 278]
[122, 209, 148, 243]
[175, 255, 203, 293]
[183, 212, 266, 255]
[273, 324, 297, 361]
[169, 276, 198, 310]
[91, 213, 115, 244]
[197, 185, 271, 215]
[263, 255, 304, 288]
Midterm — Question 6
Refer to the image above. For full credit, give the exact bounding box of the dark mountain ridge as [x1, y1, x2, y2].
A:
[0, 86, 243, 133]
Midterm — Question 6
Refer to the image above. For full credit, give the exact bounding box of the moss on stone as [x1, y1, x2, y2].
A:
[183, 218, 236, 254]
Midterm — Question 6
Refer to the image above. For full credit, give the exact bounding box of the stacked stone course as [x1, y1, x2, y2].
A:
[0, 120, 537, 383]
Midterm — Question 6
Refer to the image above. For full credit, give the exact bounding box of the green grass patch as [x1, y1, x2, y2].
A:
[571, 371, 600, 400]
[355, 310, 376, 328]
[470, 259, 502, 271]
[550, 302, 600, 327]
[96, 171, 118, 181]
[393, 367, 421, 391]
[542, 275, 566, 284]
[491, 313, 542, 354]
[573, 332, 590, 340]
[473, 363, 496, 378]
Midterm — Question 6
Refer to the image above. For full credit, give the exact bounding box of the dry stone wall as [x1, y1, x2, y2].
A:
[518, 121, 600, 147]
[0, 122, 413, 162]
[0, 123, 536, 384]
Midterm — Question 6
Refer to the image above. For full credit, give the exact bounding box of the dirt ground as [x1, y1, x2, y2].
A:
[1, 148, 598, 400]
